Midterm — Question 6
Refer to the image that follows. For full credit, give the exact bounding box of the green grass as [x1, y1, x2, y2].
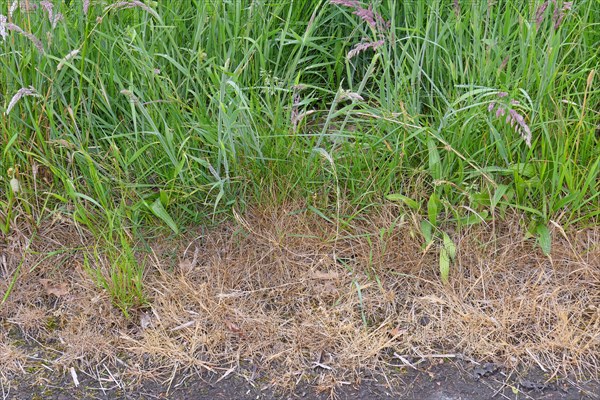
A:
[1, 1, 599, 311]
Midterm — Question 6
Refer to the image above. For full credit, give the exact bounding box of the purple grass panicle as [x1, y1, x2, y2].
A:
[0, 14, 44, 52]
[353, 5, 388, 31]
[40, 1, 53, 15]
[40, 0, 64, 28]
[104, 1, 160, 19]
[507, 109, 532, 147]
[534, 1, 549, 26]
[329, 0, 389, 60]
[120, 89, 139, 104]
[8, 1, 39, 16]
[330, 0, 360, 7]
[339, 89, 364, 102]
[347, 38, 384, 60]
[488, 92, 532, 148]
[498, 55, 509, 72]
[553, 1, 572, 29]
[534, 0, 573, 29]
[329, 0, 389, 32]
[290, 86, 315, 134]
[290, 92, 301, 133]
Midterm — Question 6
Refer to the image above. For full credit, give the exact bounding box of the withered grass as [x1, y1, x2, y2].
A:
[1, 204, 598, 390]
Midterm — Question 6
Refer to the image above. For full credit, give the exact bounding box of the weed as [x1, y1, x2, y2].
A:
[85, 231, 146, 319]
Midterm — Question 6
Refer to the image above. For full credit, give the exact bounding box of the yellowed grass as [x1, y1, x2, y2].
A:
[1, 204, 598, 389]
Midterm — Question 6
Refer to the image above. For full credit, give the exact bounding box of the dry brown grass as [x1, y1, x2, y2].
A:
[1, 204, 599, 391]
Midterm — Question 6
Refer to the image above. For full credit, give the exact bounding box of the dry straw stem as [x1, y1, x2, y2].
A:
[0, 204, 598, 391]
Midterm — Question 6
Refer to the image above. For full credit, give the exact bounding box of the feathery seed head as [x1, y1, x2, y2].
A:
[488, 92, 532, 148]
[347, 38, 384, 60]
[5, 86, 41, 115]
[0, 15, 7, 40]
[104, 1, 160, 19]
[0, 16, 44, 52]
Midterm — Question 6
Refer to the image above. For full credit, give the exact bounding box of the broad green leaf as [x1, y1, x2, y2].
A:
[536, 224, 551, 256]
[150, 198, 179, 234]
[159, 190, 169, 207]
[442, 232, 456, 260]
[472, 191, 491, 207]
[427, 138, 441, 180]
[491, 184, 509, 208]
[213, 185, 225, 215]
[127, 142, 156, 165]
[457, 214, 480, 226]
[439, 247, 450, 284]
[3, 133, 19, 156]
[510, 163, 536, 178]
[420, 220, 433, 245]
[386, 193, 420, 210]
[427, 193, 439, 227]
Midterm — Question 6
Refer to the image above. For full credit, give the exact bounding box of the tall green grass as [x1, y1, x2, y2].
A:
[2, 0, 598, 233]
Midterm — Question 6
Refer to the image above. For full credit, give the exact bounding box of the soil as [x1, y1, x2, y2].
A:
[4, 361, 599, 399]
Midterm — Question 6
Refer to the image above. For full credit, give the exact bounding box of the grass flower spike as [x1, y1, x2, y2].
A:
[0, 14, 44, 52]
[488, 93, 532, 147]
[5, 86, 41, 115]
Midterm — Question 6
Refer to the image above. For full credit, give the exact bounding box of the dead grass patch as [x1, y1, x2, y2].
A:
[0, 204, 598, 390]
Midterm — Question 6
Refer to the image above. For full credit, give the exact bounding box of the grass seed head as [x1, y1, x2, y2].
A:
[347, 38, 384, 60]
[5, 86, 41, 115]
[40, 0, 63, 28]
[453, 0, 460, 17]
[104, 1, 160, 19]
[488, 92, 532, 148]
[0, 16, 44, 52]
[0, 15, 7, 40]
[535, 1, 550, 26]
[330, 0, 389, 32]
[535, 1, 573, 29]
[56, 49, 80, 71]
[9, 1, 18, 18]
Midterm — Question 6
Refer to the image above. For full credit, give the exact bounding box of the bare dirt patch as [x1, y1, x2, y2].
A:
[6, 362, 600, 399]
[1, 204, 599, 396]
